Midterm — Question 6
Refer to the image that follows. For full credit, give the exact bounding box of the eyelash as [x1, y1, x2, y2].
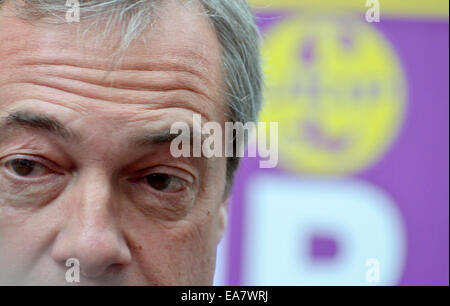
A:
[2, 155, 60, 180]
[133, 170, 192, 195]
[1, 155, 192, 195]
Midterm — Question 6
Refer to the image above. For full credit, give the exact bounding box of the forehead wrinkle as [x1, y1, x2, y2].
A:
[1, 82, 217, 124]
[15, 48, 216, 87]
[3, 73, 216, 114]
[5, 48, 222, 112]
[15, 62, 216, 103]
[29, 63, 209, 89]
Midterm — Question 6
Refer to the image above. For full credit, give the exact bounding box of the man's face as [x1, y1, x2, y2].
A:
[0, 0, 228, 285]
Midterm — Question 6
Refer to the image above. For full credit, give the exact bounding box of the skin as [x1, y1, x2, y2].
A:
[0, 0, 229, 285]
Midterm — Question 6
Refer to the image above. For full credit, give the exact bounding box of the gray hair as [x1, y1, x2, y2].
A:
[0, 0, 263, 196]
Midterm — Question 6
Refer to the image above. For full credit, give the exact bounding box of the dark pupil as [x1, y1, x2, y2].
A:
[11, 159, 35, 176]
[146, 173, 171, 190]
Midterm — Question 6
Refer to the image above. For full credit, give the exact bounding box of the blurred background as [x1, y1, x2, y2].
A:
[214, 0, 449, 286]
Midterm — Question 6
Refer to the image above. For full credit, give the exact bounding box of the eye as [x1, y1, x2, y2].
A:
[5, 159, 51, 178]
[146, 173, 186, 193]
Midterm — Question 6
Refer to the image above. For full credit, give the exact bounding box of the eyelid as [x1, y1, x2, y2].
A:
[1, 154, 62, 174]
[134, 165, 195, 184]
[0, 131, 72, 164]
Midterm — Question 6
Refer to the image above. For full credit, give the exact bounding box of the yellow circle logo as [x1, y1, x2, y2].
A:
[260, 15, 406, 175]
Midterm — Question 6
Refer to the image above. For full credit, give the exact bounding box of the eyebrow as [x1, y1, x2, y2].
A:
[131, 129, 187, 147]
[0, 111, 78, 140]
[0, 111, 202, 150]
[131, 125, 206, 149]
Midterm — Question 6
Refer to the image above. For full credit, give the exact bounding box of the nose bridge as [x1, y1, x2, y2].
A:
[78, 168, 114, 222]
[51, 168, 131, 279]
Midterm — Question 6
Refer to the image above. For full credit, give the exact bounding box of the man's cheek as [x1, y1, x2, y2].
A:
[0, 177, 66, 271]
[0, 211, 48, 284]
[164, 218, 217, 283]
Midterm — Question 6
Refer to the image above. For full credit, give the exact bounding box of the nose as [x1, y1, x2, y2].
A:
[51, 170, 132, 279]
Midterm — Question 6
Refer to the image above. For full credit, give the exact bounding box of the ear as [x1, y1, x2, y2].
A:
[216, 198, 229, 244]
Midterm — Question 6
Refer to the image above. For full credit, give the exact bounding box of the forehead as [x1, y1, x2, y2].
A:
[0, 0, 224, 120]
